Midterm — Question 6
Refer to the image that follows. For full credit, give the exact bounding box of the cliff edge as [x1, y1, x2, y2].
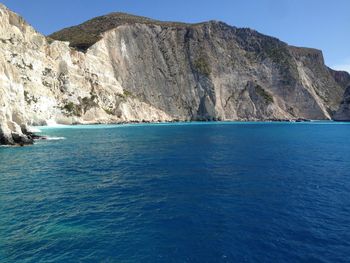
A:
[0, 4, 349, 145]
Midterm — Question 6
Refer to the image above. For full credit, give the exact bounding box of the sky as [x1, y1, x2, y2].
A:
[1, 0, 349, 72]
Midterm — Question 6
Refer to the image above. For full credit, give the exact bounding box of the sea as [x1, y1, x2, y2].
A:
[0, 122, 349, 262]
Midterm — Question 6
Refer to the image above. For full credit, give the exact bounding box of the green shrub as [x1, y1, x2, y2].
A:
[255, 85, 274, 104]
[24, 91, 29, 102]
[194, 57, 211, 77]
[63, 102, 75, 113]
[24, 91, 38, 104]
[123, 90, 133, 97]
[103, 108, 114, 115]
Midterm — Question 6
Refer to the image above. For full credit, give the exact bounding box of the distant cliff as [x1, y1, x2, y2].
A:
[330, 70, 350, 121]
[0, 4, 349, 145]
[333, 86, 350, 121]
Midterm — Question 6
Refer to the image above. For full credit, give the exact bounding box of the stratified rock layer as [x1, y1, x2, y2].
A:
[333, 86, 350, 121]
[0, 4, 349, 144]
[330, 70, 350, 121]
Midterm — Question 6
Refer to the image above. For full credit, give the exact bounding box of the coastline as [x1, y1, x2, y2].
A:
[35, 119, 349, 131]
[3, 119, 349, 147]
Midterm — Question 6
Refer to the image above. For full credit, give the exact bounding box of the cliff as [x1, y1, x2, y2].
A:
[329, 69, 350, 121]
[0, 4, 349, 145]
[333, 86, 350, 121]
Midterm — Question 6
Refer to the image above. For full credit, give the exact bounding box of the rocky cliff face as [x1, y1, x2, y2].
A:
[0, 5, 171, 145]
[329, 69, 350, 121]
[0, 4, 349, 145]
[333, 86, 350, 121]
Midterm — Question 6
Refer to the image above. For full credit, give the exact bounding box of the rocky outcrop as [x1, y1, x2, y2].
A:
[0, 4, 349, 145]
[329, 69, 350, 121]
[0, 5, 171, 145]
[49, 13, 350, 122]
[333, 86, 350, 121]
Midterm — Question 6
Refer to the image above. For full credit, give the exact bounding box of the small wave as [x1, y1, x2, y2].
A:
[46, 136, 66, 141]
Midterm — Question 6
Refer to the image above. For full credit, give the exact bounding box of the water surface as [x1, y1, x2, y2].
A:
[1, 122, 350, 262]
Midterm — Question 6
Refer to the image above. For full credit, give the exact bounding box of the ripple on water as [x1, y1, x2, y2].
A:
[1, 122, 350, 262]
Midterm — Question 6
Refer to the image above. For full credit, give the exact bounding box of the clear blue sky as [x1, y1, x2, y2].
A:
[1, 0, 349, 72]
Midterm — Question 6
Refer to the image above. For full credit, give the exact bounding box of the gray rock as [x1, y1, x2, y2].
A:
[334, 86, 350, 121]
[0, 4, 349, 145]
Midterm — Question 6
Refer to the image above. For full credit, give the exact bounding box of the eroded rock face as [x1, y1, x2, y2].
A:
[0, 5, 171, 145]
[91, 23, 345, 121]
[329, 70, 350, 121]
[333, 86, 350, 121]
[0, 4, 349, 144]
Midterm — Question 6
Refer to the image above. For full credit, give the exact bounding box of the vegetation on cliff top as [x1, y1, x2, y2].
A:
[49, 13, 204, 51]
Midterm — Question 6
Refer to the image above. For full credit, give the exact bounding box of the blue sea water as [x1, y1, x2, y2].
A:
[1, 122, 350, 263]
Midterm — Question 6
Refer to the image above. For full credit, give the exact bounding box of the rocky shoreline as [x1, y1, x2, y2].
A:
[0, 126, 47, 146]
[0, 118, 326, 146]
[0, 4, 349, 146]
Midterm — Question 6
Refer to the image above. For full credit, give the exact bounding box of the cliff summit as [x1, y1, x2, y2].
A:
[0, 4, 349, 145]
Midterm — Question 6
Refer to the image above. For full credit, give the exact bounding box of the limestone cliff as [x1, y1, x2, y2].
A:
[0, 4, 349, 145]
[333, 86, 350, 121]
[0, 5, 171, 145]
[330, 69, 350, 121]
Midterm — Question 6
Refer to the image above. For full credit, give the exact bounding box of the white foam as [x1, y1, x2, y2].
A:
[46, 136, 66, 141]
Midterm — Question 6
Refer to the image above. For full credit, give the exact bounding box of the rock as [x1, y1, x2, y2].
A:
[295, 118, 311, 122]
[333, 86, 350, 121]
[47, 14, 350, 122]
[0, 4, 350, 145]
[11, 132, 33, 145]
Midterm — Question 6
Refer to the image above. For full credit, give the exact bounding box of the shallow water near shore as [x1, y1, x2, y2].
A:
[1, 122, 350, 262]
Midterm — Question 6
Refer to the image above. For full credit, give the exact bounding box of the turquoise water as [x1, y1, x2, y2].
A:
[1, 122, 350, 262]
